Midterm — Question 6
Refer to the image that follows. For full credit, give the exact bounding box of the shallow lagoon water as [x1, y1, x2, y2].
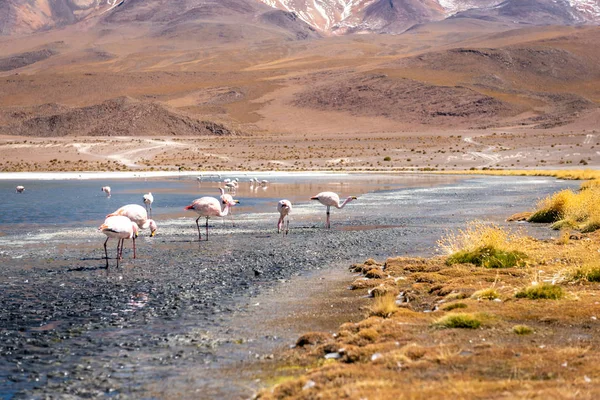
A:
[0, 173, 580, 399]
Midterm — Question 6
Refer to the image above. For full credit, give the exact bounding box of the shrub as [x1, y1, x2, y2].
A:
[515, 284, 564, 300]
[446, 245, 526, 268]
[443, 303, 467, 311]
[528, 190, 576, 223]
[512, 325, 534, 335]
[434, 313, 482, 329]
[570, 265, 600, 282]
[471, 288, 500, 300]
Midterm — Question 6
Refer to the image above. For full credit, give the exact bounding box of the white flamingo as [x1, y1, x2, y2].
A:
[277, 200, 292, 234]
[310, 192, 357, 229]
[15, 186, 25, 193]
[219, 188, 240, 226]
[107, 204, 157, 237]
[184, 196, 233, 241]
[143, 192, 154, 218]
[101, 186, 111, 197]
[98, 215, 139, 268]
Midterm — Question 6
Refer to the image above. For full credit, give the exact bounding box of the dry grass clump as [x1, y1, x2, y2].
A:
[515, 284, 564, 300]
[440, 221, 527, 268]
[296, 332, 332, 347]
[529, 186, 600, 233]
[369, 294, 398, 318]
[369, 284, 399, 298]
[512, 325, 534, 335]
[569, 263, 600, 282]
[471, 288, 500, 300]
[528, 189, 577, 223]
[433, 313, 482, 329]
[443, 302, 467, 311]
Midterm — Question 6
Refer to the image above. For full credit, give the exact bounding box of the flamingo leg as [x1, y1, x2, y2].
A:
[205, 217, 209, 241]
[195, 216, 202, 241]
[103, 237, 110, 268]
[326, 206, 331, 229]
[133, 236, 136, 259]
[286, 218, 289, 235]
[230, 209, 235, 227]
[116, 239, 122, 268]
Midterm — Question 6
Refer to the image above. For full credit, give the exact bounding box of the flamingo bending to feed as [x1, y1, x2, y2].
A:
[219, 188, 240, 226]
[143, 192, 154, 217]
[16, 186, 25, 193]
[277, 200, 292, 234]
[107, 204, 157, 236]
[184, 196, 234, 241]
[310, 192, 357, 229]
[101, 186, 111, 197]
[98, 215, 139, 268]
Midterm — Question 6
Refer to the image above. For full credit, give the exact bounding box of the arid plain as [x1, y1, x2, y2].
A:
[1, 15, 600, 172]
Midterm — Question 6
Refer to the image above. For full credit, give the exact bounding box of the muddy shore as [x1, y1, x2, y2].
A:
[0, 175, 579, 398]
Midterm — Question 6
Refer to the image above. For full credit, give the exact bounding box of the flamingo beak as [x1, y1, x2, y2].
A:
[234, 200, 240, 204]
[150, 231, 156, 237]
[352, 196, 358, 200]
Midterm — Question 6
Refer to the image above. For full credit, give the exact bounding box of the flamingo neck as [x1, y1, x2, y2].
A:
[336, 197, 352, 209]
[219, 204, 230, 217]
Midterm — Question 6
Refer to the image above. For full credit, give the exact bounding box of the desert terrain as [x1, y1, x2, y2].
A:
[1, 6, 600, 172]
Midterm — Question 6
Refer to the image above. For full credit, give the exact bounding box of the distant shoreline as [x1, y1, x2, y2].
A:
[0, 170, 359, 181]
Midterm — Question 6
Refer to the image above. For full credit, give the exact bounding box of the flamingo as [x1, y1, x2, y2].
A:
[184, 196, 233, 241]
[310, 192, 357, 229]
[219, 188, 240, 226]
[101, 186, 111, 197]
[107, 204, 157, 236]
[277, 200, 292, 234]
[143, 192, 154, 218]
[98, 215, 139, 268]
[15, 186, 25, 193]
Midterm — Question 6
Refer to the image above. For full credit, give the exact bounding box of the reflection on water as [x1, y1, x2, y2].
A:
[0, 174, 462, 227]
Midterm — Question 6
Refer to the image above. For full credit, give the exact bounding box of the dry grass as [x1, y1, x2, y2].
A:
[258, 227, 600, 399]
[528, 185, 600, 233]
[439, 221, 527, 268]
[471, 288, 500, 300]
[369, 294, 398, 318]
[433, 313, 482, 329]
[515, 283, 565, 300]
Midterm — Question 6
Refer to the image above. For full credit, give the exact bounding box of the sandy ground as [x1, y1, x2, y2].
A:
[1, 118, 599, 173]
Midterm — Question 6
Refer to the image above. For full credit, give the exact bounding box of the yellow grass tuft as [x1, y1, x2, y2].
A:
[438, 221, 522, 255]
[369, 294, 398, 318]
[471, 288, 500, 300]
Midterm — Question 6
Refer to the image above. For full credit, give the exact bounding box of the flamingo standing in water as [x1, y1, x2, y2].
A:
[184, 196, 234, 241]
[101, 186, 111, 197]
[107, 204, 157, 236]
[15, 186, 25, 193]
[310, 192, 357, 229]
[219, 188, 240, 227]
[277, 200, 292, 234]
[143, 192, 154, 218]
[98, 215, 139, 268]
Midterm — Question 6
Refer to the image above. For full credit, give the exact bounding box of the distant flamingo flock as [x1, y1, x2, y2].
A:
[15, 177, 357, 268]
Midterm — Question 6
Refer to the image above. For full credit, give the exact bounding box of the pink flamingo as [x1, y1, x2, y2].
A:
[184, 196, 233, 241]
[219, 188, 240, 227]
[310, 192, 357, 229]
[101, 186, 111, 197]
[107, 204, 157, 237]
[277, 200, 292, 234]
[16, 186, 25, 193]
[143, 192, 154, 218]
[98, 215, 139, 268]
